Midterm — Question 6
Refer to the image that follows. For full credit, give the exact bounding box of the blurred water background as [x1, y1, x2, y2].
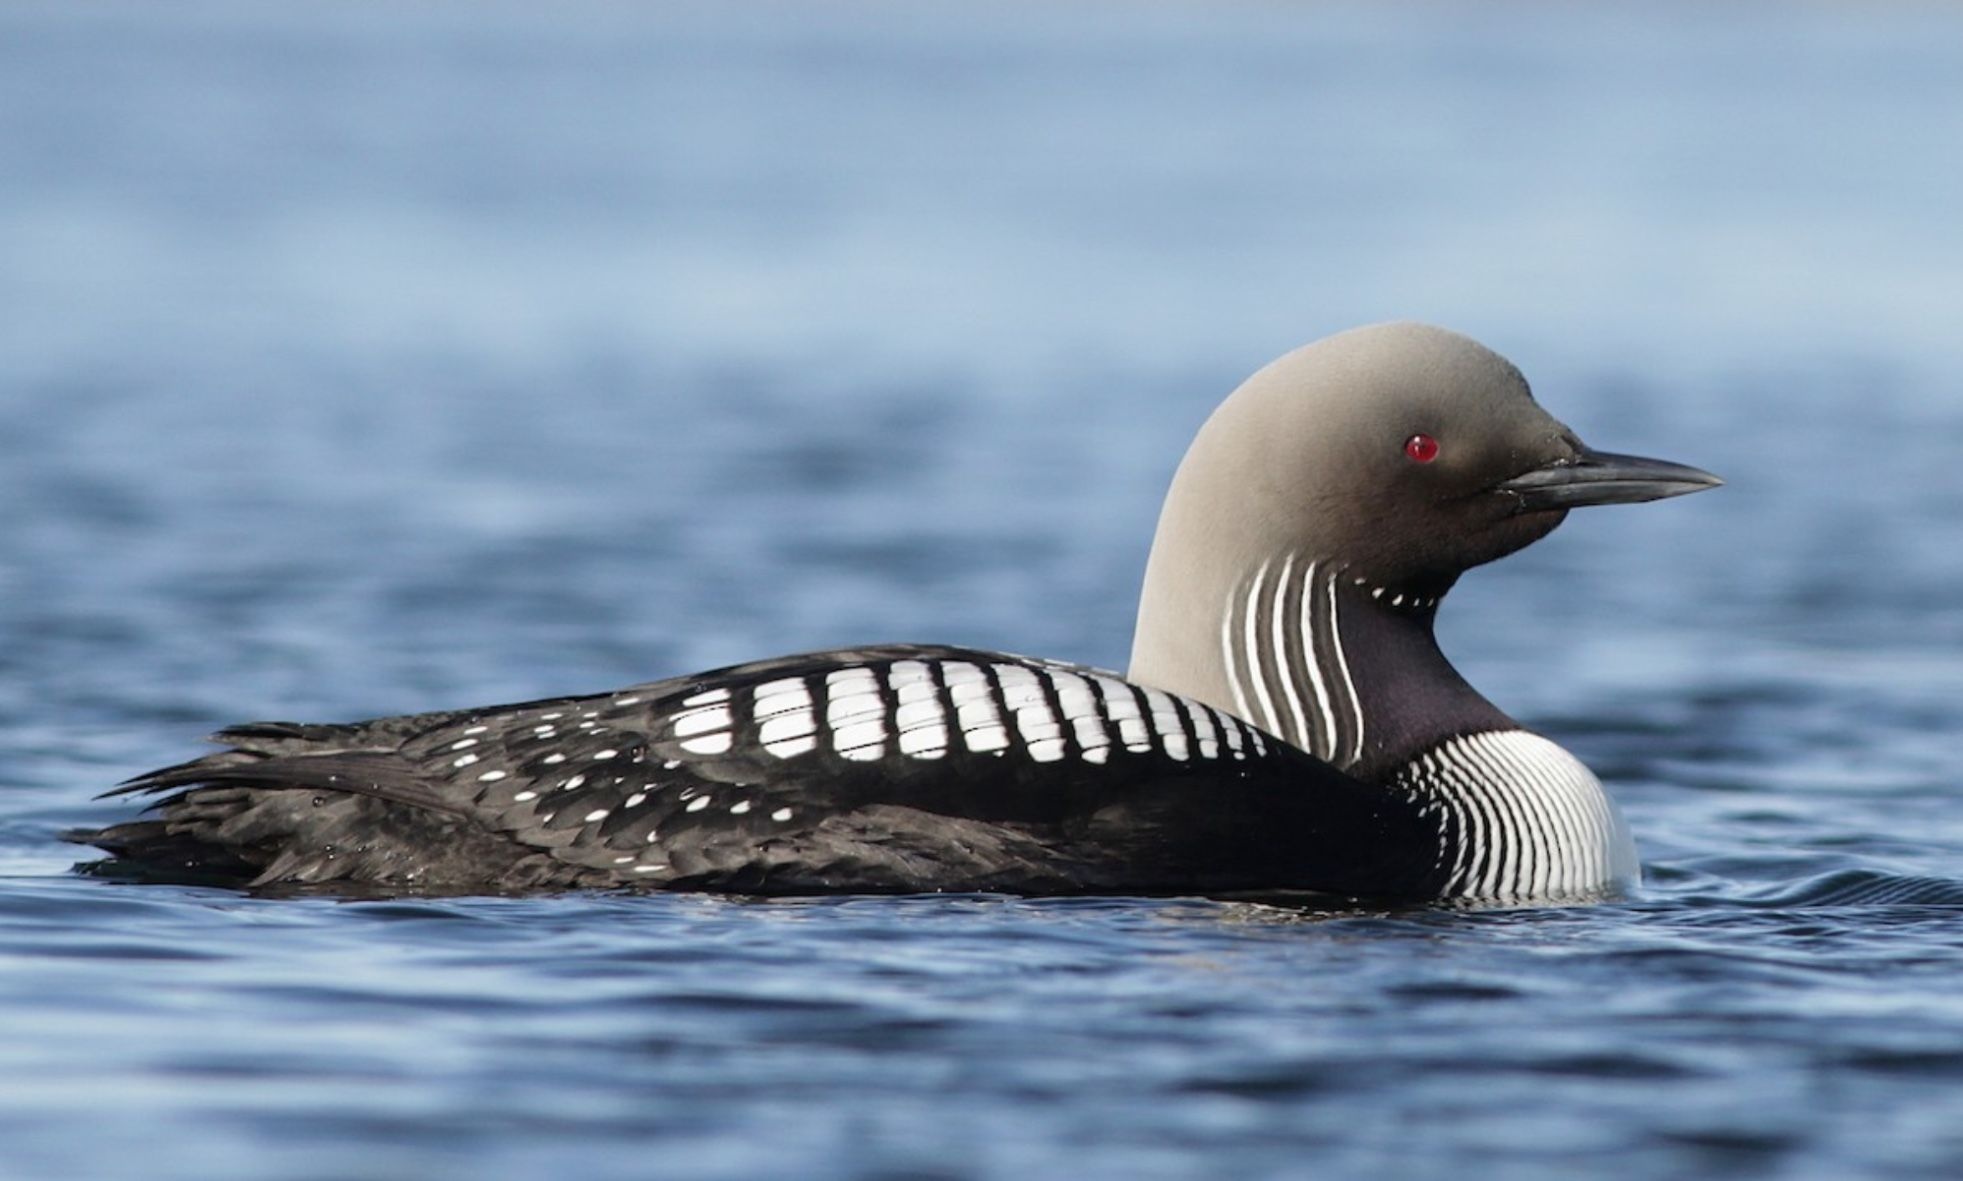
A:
[2, 2, 1961, 1178]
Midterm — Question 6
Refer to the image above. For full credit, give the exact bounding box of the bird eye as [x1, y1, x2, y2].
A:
[1404, 433, 1440, 463]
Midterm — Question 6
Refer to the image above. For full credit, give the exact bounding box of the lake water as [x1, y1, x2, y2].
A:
[3, 2, 1961, 1177]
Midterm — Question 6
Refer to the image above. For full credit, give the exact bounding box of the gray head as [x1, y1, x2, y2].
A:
[1128, 322, 1718, 771]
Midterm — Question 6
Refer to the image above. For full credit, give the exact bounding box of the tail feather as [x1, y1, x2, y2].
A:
[70, 798, 272, 886]
[110, 749, 469, 819]
[205, 708, 471, 757]
[75, 706, 493, 890]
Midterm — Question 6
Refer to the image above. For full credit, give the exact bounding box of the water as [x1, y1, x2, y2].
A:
[3, 2, 1962, 1177]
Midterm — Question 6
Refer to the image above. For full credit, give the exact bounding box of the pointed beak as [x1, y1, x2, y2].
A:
[1496, 447, 1723, 512]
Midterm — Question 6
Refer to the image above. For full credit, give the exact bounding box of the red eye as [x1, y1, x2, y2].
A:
[1404, 433, 1440, 463]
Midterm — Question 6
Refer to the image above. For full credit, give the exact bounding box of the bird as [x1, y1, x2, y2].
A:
[72, 323, 1720, 902]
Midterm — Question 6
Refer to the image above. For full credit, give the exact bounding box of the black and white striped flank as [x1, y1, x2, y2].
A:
[1396, 729, 1639, 900]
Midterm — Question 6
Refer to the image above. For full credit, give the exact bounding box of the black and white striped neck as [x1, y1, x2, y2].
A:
[1217, 554, 1512, 783]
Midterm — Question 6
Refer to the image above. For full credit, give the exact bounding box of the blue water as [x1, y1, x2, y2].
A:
[4, 2, 1963, 1177]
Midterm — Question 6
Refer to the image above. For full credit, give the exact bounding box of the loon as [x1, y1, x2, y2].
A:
[74, 323, 1719, 902]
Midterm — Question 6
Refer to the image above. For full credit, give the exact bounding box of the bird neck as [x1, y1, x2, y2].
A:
[1131, 553, 1515, 783]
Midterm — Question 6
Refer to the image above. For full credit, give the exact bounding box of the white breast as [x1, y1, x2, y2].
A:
[1397, 729, 1640, 902]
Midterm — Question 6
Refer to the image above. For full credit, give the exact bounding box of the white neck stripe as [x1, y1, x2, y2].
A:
[1271, 553, 1315, 751]
[1240, 558, 1281, 738]
[1221, 556, 1369, 770]
[1294, 558, 1337, 757]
